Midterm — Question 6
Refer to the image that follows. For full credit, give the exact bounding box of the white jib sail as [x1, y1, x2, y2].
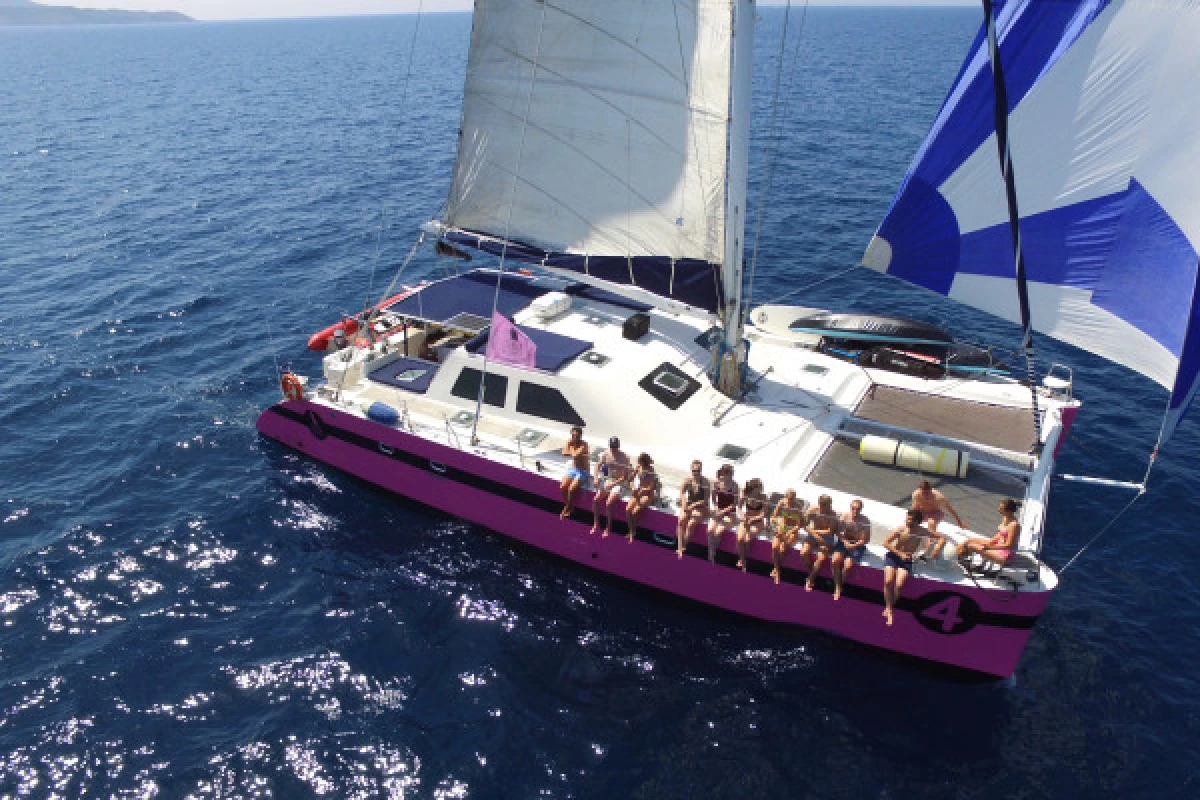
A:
[444, 0, 732, 265]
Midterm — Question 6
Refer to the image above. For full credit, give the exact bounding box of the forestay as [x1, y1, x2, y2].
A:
[439, 0, 733, 314]
[863, 0, 1200, 442]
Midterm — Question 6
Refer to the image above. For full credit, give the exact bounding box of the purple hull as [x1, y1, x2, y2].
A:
[258, 401, 1050, 677]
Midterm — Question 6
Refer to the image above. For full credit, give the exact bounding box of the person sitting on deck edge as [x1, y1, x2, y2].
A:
[676, 460, 710, 559]
[804, 494, 839, 591]
[771, 489, 805, 585]
[625, 453, 660, 543]
[591, 436, 631, 537]
[559, 426, 590, 520]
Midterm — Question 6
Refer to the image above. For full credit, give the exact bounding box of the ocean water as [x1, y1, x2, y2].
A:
[1, 8, 1198, 798]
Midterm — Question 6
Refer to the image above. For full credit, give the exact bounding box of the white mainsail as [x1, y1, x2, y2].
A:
[438, 0, 734, 312]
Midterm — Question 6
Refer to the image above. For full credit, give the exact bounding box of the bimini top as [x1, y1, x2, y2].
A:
[385, 270, 551, 330]
[863, 0, 1200, 443]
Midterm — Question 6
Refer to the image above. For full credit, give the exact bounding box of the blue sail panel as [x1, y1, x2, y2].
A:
[864, 0, 1200, 442]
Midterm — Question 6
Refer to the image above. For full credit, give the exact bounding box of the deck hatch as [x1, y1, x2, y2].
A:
[638, 362, 702, 410]
[716, 444, 751, 463]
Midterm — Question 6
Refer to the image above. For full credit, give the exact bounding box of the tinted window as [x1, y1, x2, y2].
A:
[516, 382, 585, 426]
[451, 368, 508, 407]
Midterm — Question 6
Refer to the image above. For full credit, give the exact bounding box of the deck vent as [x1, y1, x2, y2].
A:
[584, 315, 608, 326]
[581, 351, 610, 367]
[515, 428, 548, 447]
[803, 364, 829, 375]
[716, 444, 751, 463]
[444, 312, 491, 334]
[450, 410, 476, 426]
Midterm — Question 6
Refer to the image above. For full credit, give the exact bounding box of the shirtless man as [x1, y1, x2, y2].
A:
[911, 479, 965, 535]
[881, 509, 945, 625]
[559, 426, 589, 519]
[591, 436, 632, 537]
[831, 498, 870, 601]
[675, 460, 710, 558]
[803, 494, 839, 591]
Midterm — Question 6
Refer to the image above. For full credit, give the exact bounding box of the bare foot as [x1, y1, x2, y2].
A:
[677, 550, 684, 559]
[885, 610, 894, 626]
[627, 533, 635, 543]
[589, 526, 599, 536]
[804, 579, 814, 592]
[736, 559, 745, 570]
[833, 587, 841, 601]
[771, 568, 780, 584]
[560, 509, 570, 519]
[602, 529, 611, 538]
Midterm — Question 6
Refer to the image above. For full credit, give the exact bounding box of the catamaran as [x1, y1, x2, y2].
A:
[258, 0, 1200, 678]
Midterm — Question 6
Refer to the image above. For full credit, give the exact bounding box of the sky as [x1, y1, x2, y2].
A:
[54, 1, 976, 22]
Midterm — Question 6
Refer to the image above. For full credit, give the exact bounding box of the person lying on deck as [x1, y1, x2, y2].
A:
[957, 498, 1021, 566]
[591, 436, 631, 537]
[707, 464, 739, 565]
[625, 453, 660, 543]
[771, 489, 805, 585]
[676, 460, 711, 559]
[832, 499, 870, 601]
[559, 426, 590, 520]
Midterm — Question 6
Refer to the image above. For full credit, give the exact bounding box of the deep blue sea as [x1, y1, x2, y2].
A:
[2, 8, 1198, 798]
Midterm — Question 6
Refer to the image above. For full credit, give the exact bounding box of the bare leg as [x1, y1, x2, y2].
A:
[590, 489, 607, 535]
[562, 479, 581, 519]
[736, 533, 749, 570]
[890, 568, 910, 625]
[559, 477, 572, 517]
[626, 500, 641, 542]
[830, 551, 845, 600]
[883, 565, 897, 624]
[771, 540, 783, 584]
[706, 523, 720, 564]
[604, 493, 622, 537]
[806, 547, 829, 591]
[838, 557, 857, 601]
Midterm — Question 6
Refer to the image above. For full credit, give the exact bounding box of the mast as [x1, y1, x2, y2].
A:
[716, 0, 754, 396]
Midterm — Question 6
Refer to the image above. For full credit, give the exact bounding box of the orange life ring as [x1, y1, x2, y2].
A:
[281, 372, 304, 402]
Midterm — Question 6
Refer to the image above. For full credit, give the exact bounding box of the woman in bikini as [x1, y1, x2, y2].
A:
[736, 478, 767, 571]
[958, 498, 1020, 565]
[707, 464, 739, 564]
[770, 489, 805, 585]
[625, 453, 660, 543]
[675, 460, 710, 558]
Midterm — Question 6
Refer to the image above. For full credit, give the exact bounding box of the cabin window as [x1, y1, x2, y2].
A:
[451, 367, 508, 407]
[516, 382, 585, 426]
[639, 362, 702, 410]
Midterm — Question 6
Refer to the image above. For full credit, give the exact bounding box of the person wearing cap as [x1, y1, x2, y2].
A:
[591, 436, 632, 537]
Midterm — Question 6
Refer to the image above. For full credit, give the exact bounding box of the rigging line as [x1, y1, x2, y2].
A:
[1057, 486, 1145, 575]
[471, 0, 550, 446]
[264, 309, 285, 396]
[364, 0, 426, 314]
[981, 0, 1043, 450]
[375, 230, 428, 310]
[764, 262, 859, 307]
[744, 0, 811, 319]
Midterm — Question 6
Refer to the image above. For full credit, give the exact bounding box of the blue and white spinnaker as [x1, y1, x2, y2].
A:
[864, 0, 1200, 443]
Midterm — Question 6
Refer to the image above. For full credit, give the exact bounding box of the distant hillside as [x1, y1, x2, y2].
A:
[0, 1, 192, 25]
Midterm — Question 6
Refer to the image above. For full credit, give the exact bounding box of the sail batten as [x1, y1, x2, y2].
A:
[866, 0, 1200, 442]
[442, 0, 733, 312]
